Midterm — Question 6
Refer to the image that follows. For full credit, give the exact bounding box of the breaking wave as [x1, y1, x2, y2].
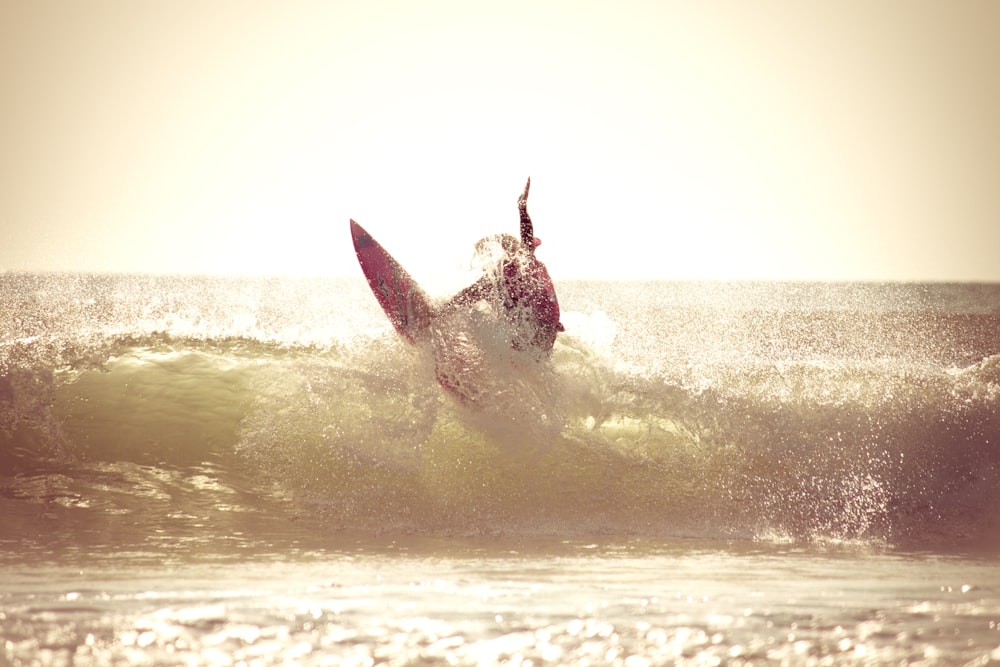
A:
[2, 275, 999, 549]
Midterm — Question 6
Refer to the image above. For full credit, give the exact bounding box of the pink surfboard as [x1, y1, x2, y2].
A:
[350, 219, 432, 343]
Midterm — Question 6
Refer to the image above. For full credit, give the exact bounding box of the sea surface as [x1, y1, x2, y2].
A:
[2, 274, 999, 665]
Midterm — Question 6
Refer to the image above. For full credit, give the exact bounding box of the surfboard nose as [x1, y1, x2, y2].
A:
[350, 219, 375, 249]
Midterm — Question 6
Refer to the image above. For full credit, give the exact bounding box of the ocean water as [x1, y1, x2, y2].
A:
[2, 274, 999, 665]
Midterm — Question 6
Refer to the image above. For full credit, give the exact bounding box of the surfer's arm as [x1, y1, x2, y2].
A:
[518, 177, 534, 249]
[435, 275, 491, 315]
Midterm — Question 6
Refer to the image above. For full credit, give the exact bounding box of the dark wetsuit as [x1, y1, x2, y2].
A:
[442, 178, 564, 352]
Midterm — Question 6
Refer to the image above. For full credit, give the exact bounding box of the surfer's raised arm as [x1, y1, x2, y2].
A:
[518, 177, 534, 250]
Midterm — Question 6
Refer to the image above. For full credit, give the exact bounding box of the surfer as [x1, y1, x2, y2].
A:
[436, 178, 564, 352]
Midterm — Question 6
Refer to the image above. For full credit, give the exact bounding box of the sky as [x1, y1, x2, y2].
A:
[1, 0, 998, 285]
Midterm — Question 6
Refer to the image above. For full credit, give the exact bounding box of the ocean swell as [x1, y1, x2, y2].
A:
[0, 331, 996, 548]
[2, 276, 999, 548]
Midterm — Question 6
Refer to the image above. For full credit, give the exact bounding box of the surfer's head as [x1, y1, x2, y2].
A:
[472, 233, 543, 274]
[471, 233, 522, 273]
[473, 232, 542, 261]
[475, 233, 519, 257]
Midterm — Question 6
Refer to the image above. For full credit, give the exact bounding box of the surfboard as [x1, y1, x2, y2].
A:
[351, 219, 432, 343]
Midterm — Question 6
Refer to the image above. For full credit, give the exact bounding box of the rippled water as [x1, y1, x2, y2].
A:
[3, 538, 1000, 666]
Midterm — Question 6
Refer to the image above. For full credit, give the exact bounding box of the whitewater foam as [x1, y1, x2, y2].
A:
[2, 275, 999, 547]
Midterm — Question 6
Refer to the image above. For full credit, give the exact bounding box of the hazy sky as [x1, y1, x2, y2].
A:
[2, 1, 998, 285]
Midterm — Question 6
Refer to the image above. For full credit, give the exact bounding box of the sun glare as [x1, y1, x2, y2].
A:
[1, 1, 998, 281]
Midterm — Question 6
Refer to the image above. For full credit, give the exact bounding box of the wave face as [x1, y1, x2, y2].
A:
[2, 275, 999, 548]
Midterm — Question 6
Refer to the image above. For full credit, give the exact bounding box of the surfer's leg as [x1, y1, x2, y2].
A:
[534, 323, 558, 353]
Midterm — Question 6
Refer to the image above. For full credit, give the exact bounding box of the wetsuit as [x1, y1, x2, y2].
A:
[441, 178, 564, 352]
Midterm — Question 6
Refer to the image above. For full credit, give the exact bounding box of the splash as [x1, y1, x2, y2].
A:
[2, 275, 999, 547]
